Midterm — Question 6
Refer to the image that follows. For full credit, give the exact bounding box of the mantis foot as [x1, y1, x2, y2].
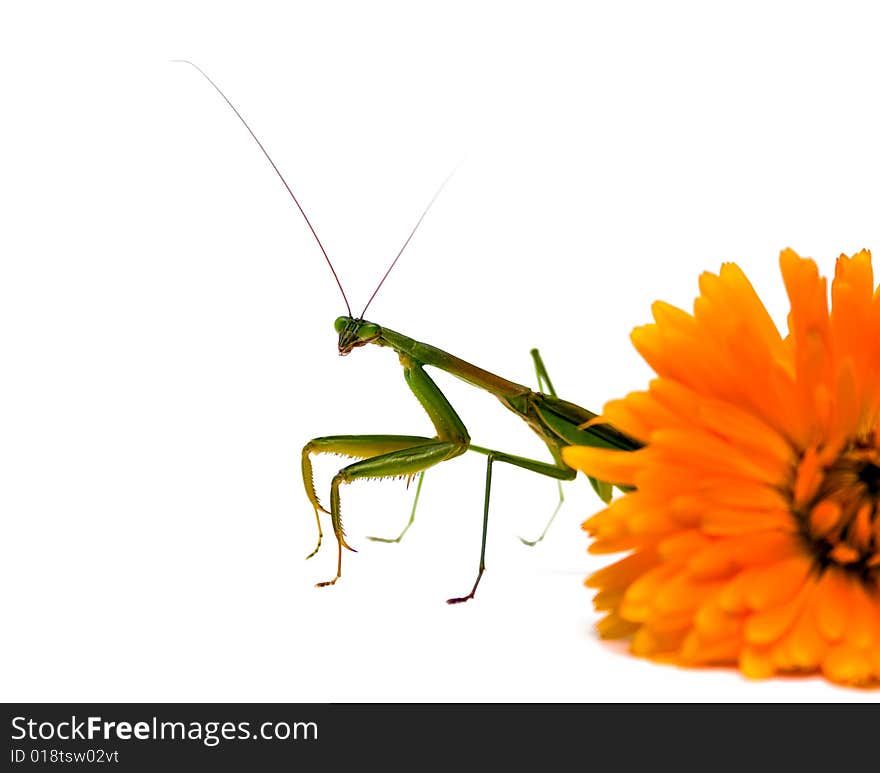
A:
[366, 533, 403, 544]
[306, 533, 322, 560]
[445, 567, 484, 604]
[517, 481, 564, 548]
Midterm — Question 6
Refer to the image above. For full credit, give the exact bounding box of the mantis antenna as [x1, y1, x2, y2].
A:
[175, 60, 457, 319]
[358, 166, 458, 318]
[173, 59, 353, 317]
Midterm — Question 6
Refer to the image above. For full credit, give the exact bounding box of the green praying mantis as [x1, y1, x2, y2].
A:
[177, 62, 642, 603]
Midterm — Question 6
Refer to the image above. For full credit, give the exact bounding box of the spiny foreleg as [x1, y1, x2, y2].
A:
[301, 435, 433, 560]
[315, 439, 466, 588]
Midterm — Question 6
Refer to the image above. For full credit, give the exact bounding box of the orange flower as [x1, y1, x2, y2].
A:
[563, 249, 880, 687]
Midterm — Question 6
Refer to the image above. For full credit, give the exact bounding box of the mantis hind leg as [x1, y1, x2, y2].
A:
[530, 348, 558, 397]
[450, 445, 576, 603]
[519, 348, 567, 545]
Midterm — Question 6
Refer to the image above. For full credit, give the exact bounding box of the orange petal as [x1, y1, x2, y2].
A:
[822, 643, 875, 686]
[681, 632, 742, 665]
[740, 646, 776, 679]
[744, 580, 810, 645]
[783, 586, 828, 669]
[562, 446, 643, 487]
[621, 563, 681, 621]
[586, 547, 660, 591]
[592, 588, 625, 612]
[743, 556, 811, 611]
[814, 569, 852, 642]
[693, 600, 745, 640]
[844, 581, 877, 651]
[596, 612, 640, 640]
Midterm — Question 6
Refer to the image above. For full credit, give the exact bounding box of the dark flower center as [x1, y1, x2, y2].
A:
[859, 461, 880, 496]
[799, 439, 879, 582]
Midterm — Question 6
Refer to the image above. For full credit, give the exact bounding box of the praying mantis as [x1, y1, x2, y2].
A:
[176, 62, 642, 603]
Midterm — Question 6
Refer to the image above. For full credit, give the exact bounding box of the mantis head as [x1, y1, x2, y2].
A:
[174, 62, 452, 359]
[335, 317, 381, 356]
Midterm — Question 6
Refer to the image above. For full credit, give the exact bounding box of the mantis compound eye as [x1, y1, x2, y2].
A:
[358, 323, 379, 340]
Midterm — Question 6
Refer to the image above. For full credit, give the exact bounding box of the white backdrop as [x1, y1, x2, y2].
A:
[2, 1, 879, 702]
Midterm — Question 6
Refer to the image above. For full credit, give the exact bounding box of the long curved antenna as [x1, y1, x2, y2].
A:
[359, 166, 459, 319]
[174, 60, 352, 317]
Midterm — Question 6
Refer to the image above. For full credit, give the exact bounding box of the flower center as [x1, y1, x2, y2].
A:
[860, 461, 880, 496]
[798, 439, 880, 580]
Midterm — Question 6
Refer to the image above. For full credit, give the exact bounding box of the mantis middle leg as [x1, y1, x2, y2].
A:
[447, 444, 576, 603]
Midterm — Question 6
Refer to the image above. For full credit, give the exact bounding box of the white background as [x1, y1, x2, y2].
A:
[2, 1, 879, 702]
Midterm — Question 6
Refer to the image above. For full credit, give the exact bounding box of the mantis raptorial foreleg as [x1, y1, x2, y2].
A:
[324, 441, 463, 587]
[302, 435, 461, 585]
[302, 434, 435, 557]
[303, 356, 469, 587]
